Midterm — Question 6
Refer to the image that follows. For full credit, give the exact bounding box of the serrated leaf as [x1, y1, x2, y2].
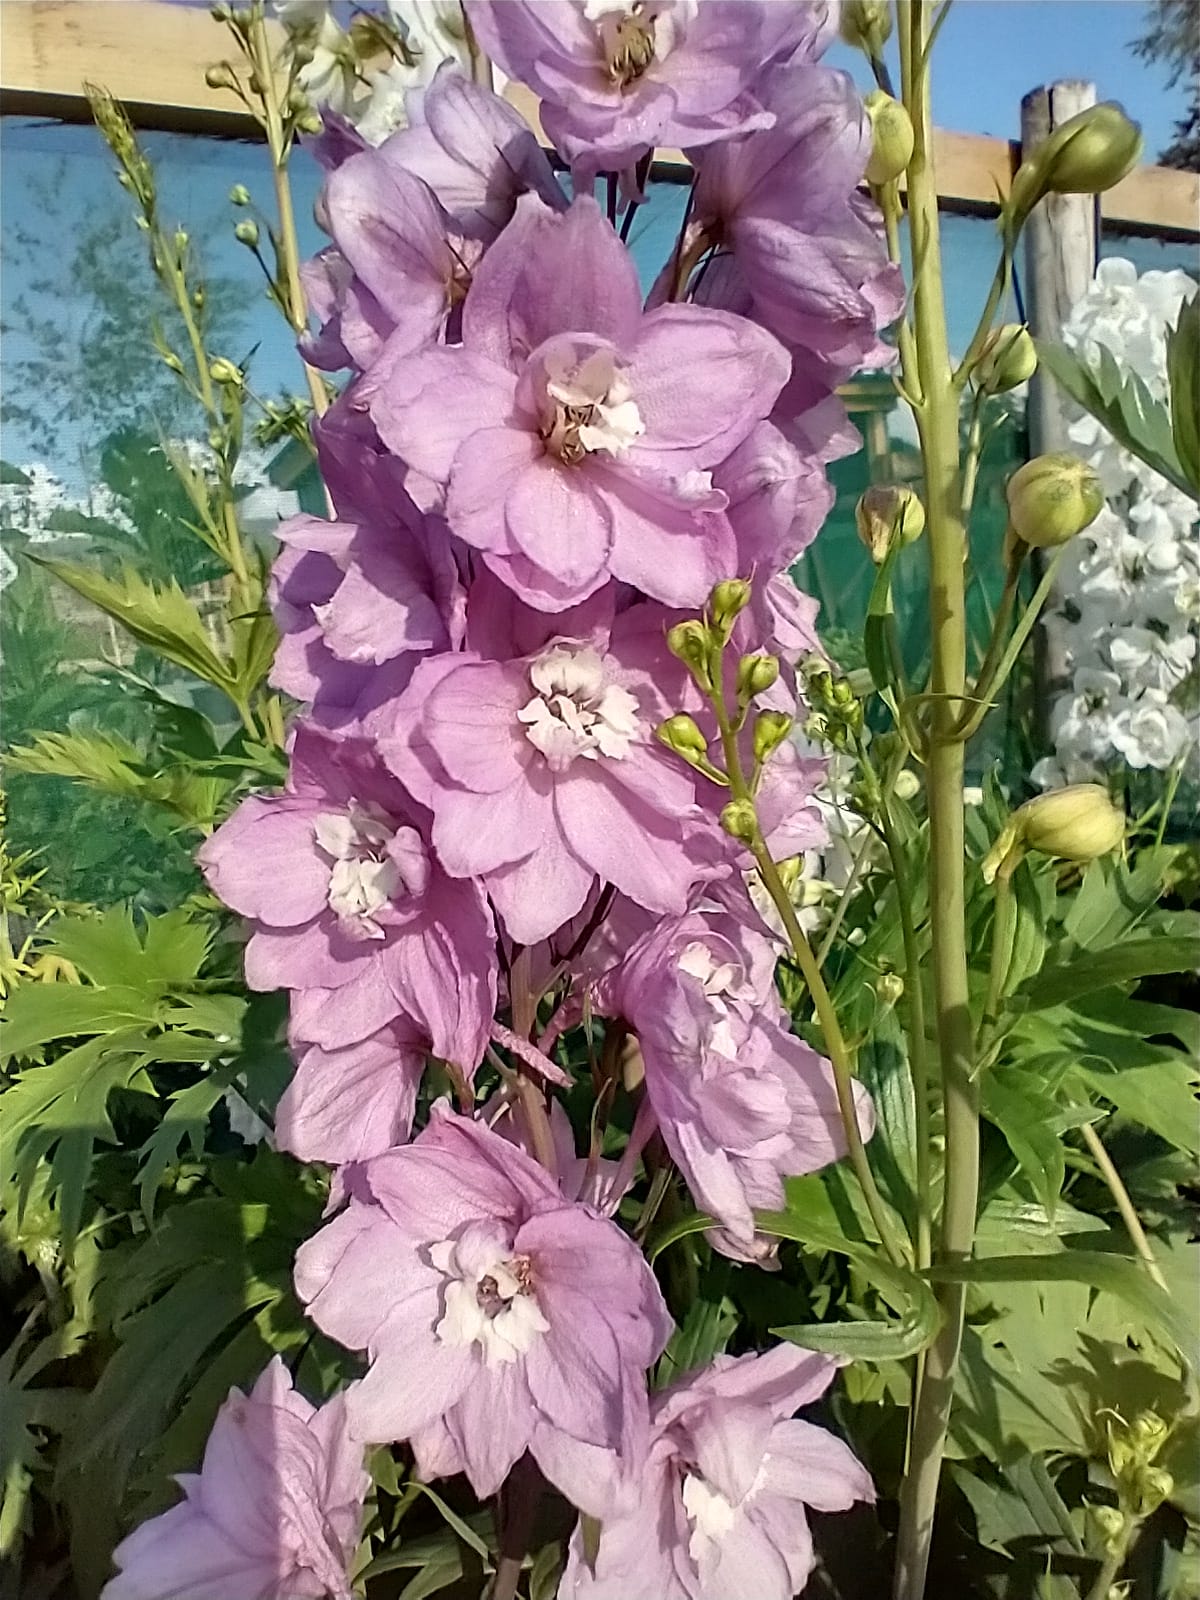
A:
[930, 1250, 1196, 1365]
[1076, 1059, 1200, 1156]
[981, 1068, 1067, 1216]
[1012, 936, 1200, 1011]
[1, 985, 154, 1057]
[29, 556, 237, 691]
[137, 1070, 236, 1220]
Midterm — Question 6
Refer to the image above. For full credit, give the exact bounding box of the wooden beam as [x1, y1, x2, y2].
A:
[3, 1, 1197, 235]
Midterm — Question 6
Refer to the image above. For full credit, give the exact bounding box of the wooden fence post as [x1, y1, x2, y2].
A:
[1020, 81, 1100, 747]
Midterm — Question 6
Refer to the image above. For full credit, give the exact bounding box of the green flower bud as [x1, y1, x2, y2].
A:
[1091, 1505, 1126, 1556]
[229, 184, 251, 206]
[864, 91, 914, 186]
[235, 219, 260, 248]
[894, 769, 920, 801]
[1006, 452, 1104, 549]
[209, 358, 243, 386]
[666, 620, 715, 687]
[736, 653, 780, 702]
[753, 710, 793, 765]
[982, 784, 1125, 884]
[839, 0, 892, 56]
[775, 856, 803, 893]
[1129, 1412, 1169, 1462]
[975, 324, 1038, 394]
[720, 798, 759, 844]
[875, 972, 905, 1007]
[1129, 1465, 1173, 1518]
[1037, 101, 1142, 196]
[656, 714, 709, 762]
[205, 62, 238, 91]
[708, 577, 752, 640]
[855, 484, 925, 562]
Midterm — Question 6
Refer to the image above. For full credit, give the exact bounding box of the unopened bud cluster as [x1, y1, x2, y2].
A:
[800, 657, 864, 751]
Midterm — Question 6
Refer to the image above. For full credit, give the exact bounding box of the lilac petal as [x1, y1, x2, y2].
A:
[197, 798, 329, 927]
[485, 835, 595, 946]
[626, 306, 789, 467]
[371, 348, 517, 486]
[320, 551, 447, 665]
[345, 1322, 476, 1444]
[531, 1426, 631, 1523]
[327, 154, 452, 325]
[669, 1117, 755, 1244]
[424, 659, 533, 793]
[693, 1511, 793, 1600]
[464, 194, 642, 369]
[591, 466, 735, 609]
[483, 545, 612, 614]
[686, 1398, 775, 1506]
[285, 957, 403, 1046]
[432, 779, 547, 875]
[294, 1203, 427, 1352]
[103, 1501, 281, 1600]
[447, 424, 544, 555]
[276, 1033, 425, 1165]
[383, 900, 496, 1069]
[506, 457, 614, 593]
[445, 1360, 532, 1497]
[555, 768, 694, 917]
[759, 1417, 876, 1511]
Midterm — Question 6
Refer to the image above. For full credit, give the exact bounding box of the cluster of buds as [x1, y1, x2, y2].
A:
[1091, 1411, 1175, 1556]
[982, 783, 1125, 884]
[657, 580, 800, 846]
[799, 656, 865, 752]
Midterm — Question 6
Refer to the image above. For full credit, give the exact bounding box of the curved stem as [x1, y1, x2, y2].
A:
[711, 691, 908, 1266]
[1083, 1528, 1134, 1600]
[955, 544, 1067, 742]
[1079, 1118, 1169, 1292]
[893, 6, 979, 1596]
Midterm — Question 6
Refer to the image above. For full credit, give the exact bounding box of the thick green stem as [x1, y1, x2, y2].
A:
[893, 6, 979, 1595]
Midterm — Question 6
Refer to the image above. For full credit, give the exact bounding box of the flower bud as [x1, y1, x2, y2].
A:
[666, 620, 714, 688]
[856, 484, 925, 562]
[1006, 453, 1103, 549]
[1091, 1505, 1126, 1555]
[1129, 1465, 1173, 1518]
[1129, 1412, 1169, 1462]
[875, 972, 905, 1007]
[229, 183, 251, 206]
[840, 0, 892, 56]
[736, 653, 780, 702]
[235, 219, 260, 247]
[656, 714, 708, 762]
[205, 63, 238, 91]
[864, 91, 914, 186]
[720, 799, 759, 844]
[975, 324, 1038, 394]
[982, 784, 1125, 884]
[1036, 101, 1142, 196]
[894, 769, 920, 801]
[708, 578, 752, 639]
[209, 357, 243, 386]
[753, 710, 793, 765]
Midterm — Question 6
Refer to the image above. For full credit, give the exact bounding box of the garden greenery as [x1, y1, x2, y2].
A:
[1, 5, 1198, 1600]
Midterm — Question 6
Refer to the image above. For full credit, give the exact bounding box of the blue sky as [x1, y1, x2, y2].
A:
[826, 0, 1188, 157]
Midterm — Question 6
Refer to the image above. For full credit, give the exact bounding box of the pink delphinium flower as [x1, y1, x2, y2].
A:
[604, 910, 871, 1249]
[198, 723, 496, 1070]
[294, 1105, 672, 1515]
[466, 2, 835, 181]
[382, 594, 711, 944]
[689, 64, 903, 401]
[102, 1357, 368, 1600]
[560, 1344, 873, 1600]
[370, 193, 789, 611]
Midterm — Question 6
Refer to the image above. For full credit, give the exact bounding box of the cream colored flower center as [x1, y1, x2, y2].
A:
[541, 347, 643, 465]
[681, 1472, 738, 1558]
[313, 803, 405, 940]
[431, 1241, 549, 1367]
[518, 644, 641, 771]
[677, 940, 742, 1058]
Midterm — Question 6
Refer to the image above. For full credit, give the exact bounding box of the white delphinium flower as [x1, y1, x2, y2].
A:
[1037, 258, 1199, 788]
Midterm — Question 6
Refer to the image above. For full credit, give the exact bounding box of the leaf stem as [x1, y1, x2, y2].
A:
[981, 869, 1016, 1028]
[1079, 1118, 1169, 1292]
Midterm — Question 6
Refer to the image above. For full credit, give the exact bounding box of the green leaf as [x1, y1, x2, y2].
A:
[29, 557, 238, 692]
[410, 1482, 493, 1562]
[930, 1250, 1196, 1365]
[651, 1202, 940, 1361]
[862, 539, 906, 711]
[981, 1067, 1068, 1216]
[136, 1069, 236, 1220]
[1, 984, 154, 1056]
[1075, 1059, 1200, 1156]
[1061, 848, 1177, 951]
[1166, 293, 1200, 495]
[1012, 937, 1200, 1011]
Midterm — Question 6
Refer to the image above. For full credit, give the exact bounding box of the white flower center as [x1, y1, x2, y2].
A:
[542, 347, 643, 464]
[431, 1237, 549, 1368]
[585, 0, 694, 86]
[677, 940, 742, 1058]
[681, 1472, 738, 1560]
[517, 644, 641, 772]
[313, 802, 416, 941]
